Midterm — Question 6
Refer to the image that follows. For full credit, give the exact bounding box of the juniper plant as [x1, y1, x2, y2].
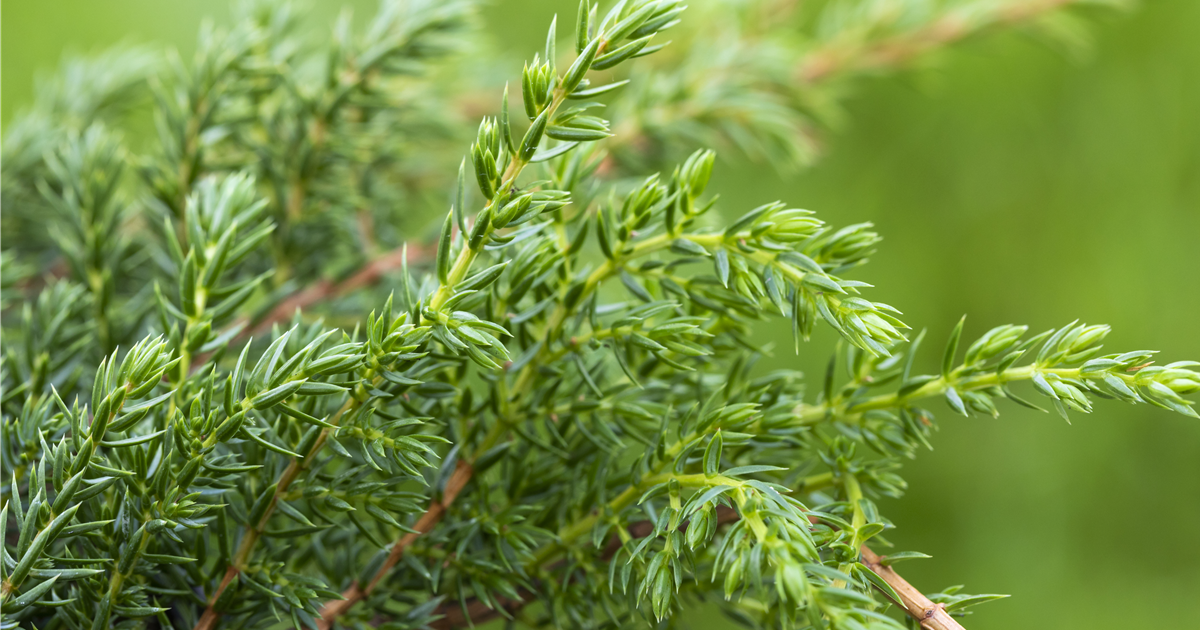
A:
[1, 1, 1192, 630]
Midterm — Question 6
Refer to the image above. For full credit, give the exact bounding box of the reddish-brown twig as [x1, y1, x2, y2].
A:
[316, 461, 474, 630]
[860, 546, 966, 630]
[798, 0, 1081, 84]
[241, 242, 435, 340]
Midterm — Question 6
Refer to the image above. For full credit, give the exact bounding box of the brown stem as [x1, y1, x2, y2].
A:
[194, 395, 358, 630]
[427, 589, 530, 630]
[860, 546, 965, 630]
[193, 568, 236, 630]
[194, 456, 311, 630]
[316, 460, 474, 629]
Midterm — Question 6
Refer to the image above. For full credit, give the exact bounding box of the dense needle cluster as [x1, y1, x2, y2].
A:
[1, 1, 1191, 630]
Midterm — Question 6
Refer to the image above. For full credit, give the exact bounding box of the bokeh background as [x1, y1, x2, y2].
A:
[4, 1, 1198, 629]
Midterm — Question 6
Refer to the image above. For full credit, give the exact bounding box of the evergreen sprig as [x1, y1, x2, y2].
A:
[2, 1, 1191, 630]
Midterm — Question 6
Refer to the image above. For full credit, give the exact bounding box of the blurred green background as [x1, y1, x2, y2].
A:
[4, 1, 1198, 629]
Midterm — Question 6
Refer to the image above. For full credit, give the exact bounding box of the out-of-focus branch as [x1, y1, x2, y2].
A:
[799, 0, 1089, 84]
[245, 0, 1110, 343]
[239, 242, 435, 339]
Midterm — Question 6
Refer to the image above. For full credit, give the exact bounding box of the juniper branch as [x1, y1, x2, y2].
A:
[314, 6, 689, 624]
[3, 3, 1195, 630]
[422, 479, 964, 630]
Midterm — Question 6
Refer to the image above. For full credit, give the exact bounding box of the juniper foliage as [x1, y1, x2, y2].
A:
[1, 1, 1192, 630]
